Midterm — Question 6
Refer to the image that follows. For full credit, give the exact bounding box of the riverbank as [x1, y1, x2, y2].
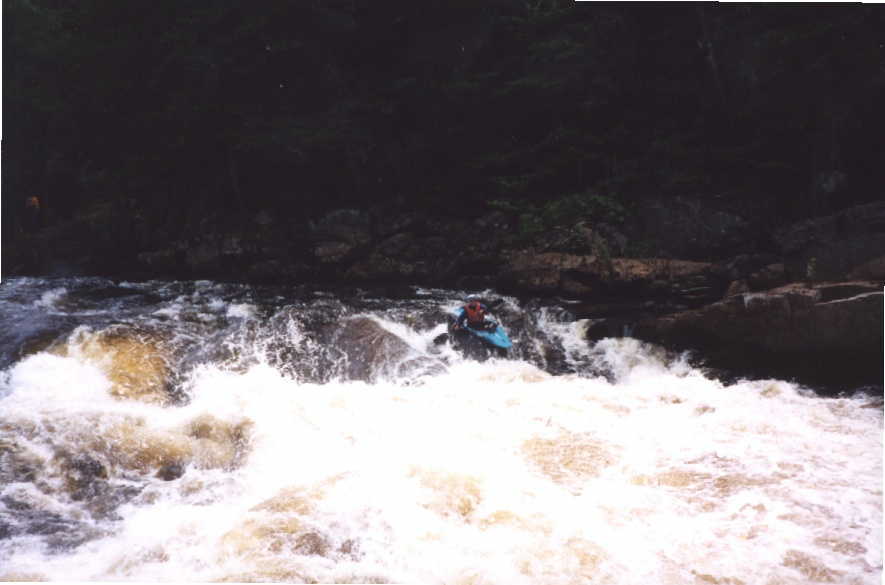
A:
[4, 201, 882, 390]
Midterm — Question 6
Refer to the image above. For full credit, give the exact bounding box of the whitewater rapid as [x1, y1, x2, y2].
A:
[0, 277, 881, 584]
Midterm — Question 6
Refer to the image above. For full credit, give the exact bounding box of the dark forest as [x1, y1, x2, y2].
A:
[3, 1, 883, 280]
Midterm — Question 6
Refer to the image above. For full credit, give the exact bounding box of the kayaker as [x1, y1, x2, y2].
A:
[453, 297, 493, 331]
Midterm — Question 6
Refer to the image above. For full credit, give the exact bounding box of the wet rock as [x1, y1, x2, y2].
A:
[775, 201, 885, 281]
[294, 531, 330, 556]
[15, 327, 71, 361]
[584, 318, 633, 342]
[328, 316, 444, 381]
[560, 273, 594, 296]
[184, 414, 252, 470]
[499, 251, 608, 294]
[156, 462, 185, 481]
[811, 281, 882, 302]
[714, 253, 781, 282]
[60, 325, 173, 404]
[71, 455, 108, 480]
[747, 263, 787, 291]
[724, 280, 750, 298]
[85, 484, 143, 520]
[633, 280, 883, 386]
[339, 539, 358, 556]
[609, 258, 715, 298]
[0, 440, 42, 484]
[848, 254, 885, 281]
[499, 252, 722, 303]
[65, 455, 109, 500]
[636, 281, 883, 353]
[0, 495, 102, 551]
[88, 413, 251, 477]
[219, 480, 341, 570]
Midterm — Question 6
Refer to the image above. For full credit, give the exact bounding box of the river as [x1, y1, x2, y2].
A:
[0, 277, 881, 584]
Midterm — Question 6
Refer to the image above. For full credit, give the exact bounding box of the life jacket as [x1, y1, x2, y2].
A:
[464, 301, 485, 325]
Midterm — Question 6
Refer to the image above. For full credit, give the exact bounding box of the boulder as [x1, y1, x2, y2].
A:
[724, 280, 750, 298]
[747, 263, 788, 291]
[3, 323, 73, 369]
[609, 258, 724, 305]
[609, 258, 711, 283]
[498, 252, 722, 303]
[709, 253, 781, 283]
[327, 317, 444, 382]
[92, 413, 252, 475]
[635, 281, 882, 353]
[498, 251, 609, 294]
[848, 255, 885, 281]
[632, 281, 883, 385]
[775, 201, 885, 281]
[59, 325, 173, 404]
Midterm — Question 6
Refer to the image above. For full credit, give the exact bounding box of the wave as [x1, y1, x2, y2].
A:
[0, 277, 881, 583]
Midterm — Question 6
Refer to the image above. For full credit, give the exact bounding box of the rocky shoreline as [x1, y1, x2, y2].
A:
[4, 201, 883, 390]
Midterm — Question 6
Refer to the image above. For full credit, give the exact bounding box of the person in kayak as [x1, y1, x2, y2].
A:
[453, 297, 495, 331]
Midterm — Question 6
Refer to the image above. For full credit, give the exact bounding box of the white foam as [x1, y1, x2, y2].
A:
[0, 321, 880, 584]
[207, 297, 226, 311]
[3, 351, 112, 408]
[33, 287, 67, 309]
[226, 303, 256, 319]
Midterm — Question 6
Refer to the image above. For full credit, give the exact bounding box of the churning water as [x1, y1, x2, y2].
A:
[0, 277, 881, 584]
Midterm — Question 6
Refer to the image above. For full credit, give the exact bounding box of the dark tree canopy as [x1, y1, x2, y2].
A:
[3, 1, 884, 264]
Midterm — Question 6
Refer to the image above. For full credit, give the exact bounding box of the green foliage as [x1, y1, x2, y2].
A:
[490, 190, 626, 240]
[540, 192, 627, 226]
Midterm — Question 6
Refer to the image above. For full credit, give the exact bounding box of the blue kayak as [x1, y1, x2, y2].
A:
[451, 308, 513, 349]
